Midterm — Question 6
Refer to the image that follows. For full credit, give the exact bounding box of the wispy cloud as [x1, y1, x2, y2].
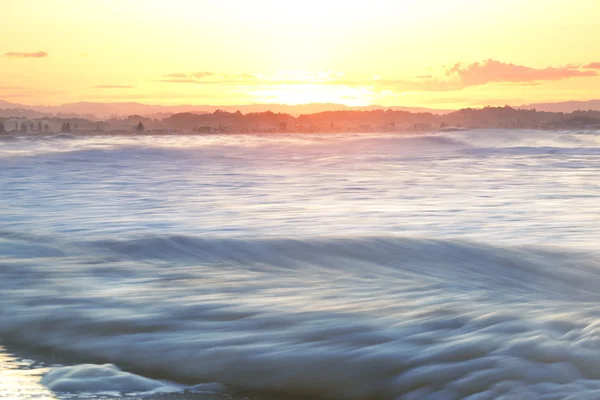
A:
[583, 62, 600, 69]
[93, 85, 135, 89]
[158, 60, 598, 94]
[158, 74, 255, 85]
[4, 51, 48, 58]
[446, 59, 595, 85]
[163, 72, 215, 79]
[159, 71, 337, 86]
[367, 60, 597, 92]
[163, 73, 187, 78]
[0, 88, 65, 99]
[190, 72, 215, 78]
[159, 79, 204, 84]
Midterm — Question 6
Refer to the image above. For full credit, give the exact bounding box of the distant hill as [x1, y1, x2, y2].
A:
[0, 99, 452, 118]
[3, 105, 600, 132]
[520, 100, 600, 113]
[0, 100, 16, 108]
[5, 98, 600, 119]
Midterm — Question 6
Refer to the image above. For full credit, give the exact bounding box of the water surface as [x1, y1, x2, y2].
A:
[1, 130, 600, 399]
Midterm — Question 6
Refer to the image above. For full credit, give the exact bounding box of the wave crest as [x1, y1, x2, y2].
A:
[2, 234, 600, 399]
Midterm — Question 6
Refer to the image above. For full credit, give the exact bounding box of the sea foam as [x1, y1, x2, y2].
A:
[41, 364, 181, 394]
[2, 234, 600, 399]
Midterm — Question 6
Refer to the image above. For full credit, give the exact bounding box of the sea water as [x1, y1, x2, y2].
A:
[1, 130, 600, 399]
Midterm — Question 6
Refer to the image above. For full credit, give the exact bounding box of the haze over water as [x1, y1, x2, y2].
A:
[1, 129, 600, 399]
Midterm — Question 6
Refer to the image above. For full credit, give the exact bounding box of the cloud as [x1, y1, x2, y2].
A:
[158, 60, 597, 94]
[0, 92, 30, 98]
[0, 88, 65, 99]
[4, 51, 48, 58]
[159, 79, 205, 84]
[158, 73, 256, 85]
[158, 71, 333, 86]
[158, 78, 248, 85]
[163, 72, 215, 79]
[583, 62, 600, 69]
[366, 59, 597, 93]
[93, 85, 135, 89]
[496, 81, 541, 87]
[445, 59, 595, 85]
[83, 92, 231, 101]
[191, 72, 215, 78]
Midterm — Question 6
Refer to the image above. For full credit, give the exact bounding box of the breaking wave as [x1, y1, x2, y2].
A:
[41, 363, 185, 395]
[3, 233, 600, 399]
[1, 129, 599, 163]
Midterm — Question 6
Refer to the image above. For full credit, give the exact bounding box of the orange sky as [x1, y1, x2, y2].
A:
[1, 0, 600, 108]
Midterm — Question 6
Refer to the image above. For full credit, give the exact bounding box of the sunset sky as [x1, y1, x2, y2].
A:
[2, 0, 600, 109]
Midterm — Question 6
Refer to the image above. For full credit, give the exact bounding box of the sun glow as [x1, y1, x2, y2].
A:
[1, 0, 600, 108]
[250, 84, 376, 106]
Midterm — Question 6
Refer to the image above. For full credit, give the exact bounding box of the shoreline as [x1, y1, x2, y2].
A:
[1, 126, 598, 139]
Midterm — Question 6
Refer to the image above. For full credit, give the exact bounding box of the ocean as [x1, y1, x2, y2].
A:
[1, 129, 600, 400]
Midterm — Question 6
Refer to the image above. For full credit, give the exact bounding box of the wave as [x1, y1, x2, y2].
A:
[341, 134, 472, 149]
[462, 145, 600, 157]
[0, 133, 471, 159]
[2, 130, 600, 165]
[87, 235, 600, 297]
[41, 363, 186, 395]
[44, 133, 79, 140]
[3, 233, 600, 399]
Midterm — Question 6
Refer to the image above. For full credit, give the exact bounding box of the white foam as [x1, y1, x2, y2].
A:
[41, 363, 182, 394]
[2, 235, 600, 398]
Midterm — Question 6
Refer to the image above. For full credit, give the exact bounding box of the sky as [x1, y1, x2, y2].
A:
[1, 0, 600, 109]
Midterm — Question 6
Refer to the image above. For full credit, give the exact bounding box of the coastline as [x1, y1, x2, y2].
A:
[1, 126, 598, 139]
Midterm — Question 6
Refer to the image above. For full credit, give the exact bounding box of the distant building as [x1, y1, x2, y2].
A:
[0, 117, 51, 132]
